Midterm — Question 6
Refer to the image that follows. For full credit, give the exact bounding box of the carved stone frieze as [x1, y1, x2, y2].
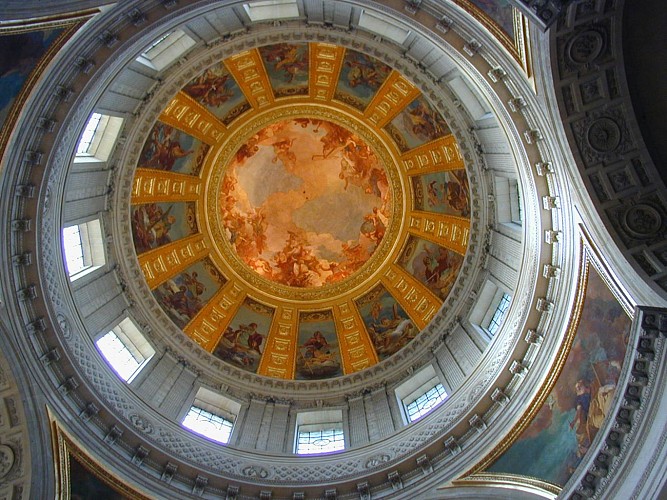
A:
[551, 0, 667, 297]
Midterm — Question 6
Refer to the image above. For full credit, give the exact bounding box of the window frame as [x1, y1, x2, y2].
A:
[243, 0, 300, 22]
[135, 30, 196, 71]
[395, 365, 448, 424]
[181, 387, 241, 445]
[95, 318, 155, 383]
[294, 409, 345, 455]
[74, 113, 123, 163]
[486, 292, 511, 336]
[62, 218, 105, 281]
[404, 382, 448, 423]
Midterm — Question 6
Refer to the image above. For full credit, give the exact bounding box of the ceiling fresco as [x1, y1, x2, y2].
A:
[131, 42, 471, 380]
[219, 118, 391, 288]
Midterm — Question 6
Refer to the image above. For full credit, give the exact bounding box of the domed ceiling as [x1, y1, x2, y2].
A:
[130, 42, 470, 380]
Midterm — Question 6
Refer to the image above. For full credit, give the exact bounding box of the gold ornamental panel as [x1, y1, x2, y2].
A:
[364, 70, 420, 128]
[332, 299, 379, 374]
[257, 305, 299, 379]
[400, 135, 464, 175]
[380, 263, 440, 330]
[132, 168, 201, 204]
[183, 281, 247, 351]
[309, 43, 345, 102]
[159, 92, 227, 145]
[138, 234, 208, 289]
[224, 49, 275, 109]
[408, 211, 470, 256]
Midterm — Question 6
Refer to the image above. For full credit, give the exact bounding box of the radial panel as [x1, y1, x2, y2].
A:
[159, 92, 227, 145]
[132, 169, 201, 204]
[224, 49, 275, 109]
[138, 234, 208, 289]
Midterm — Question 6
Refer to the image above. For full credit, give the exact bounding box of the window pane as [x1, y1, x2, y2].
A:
[296, 426, 344, 455]
[62, 225, 86, 275]
[96, 331, 141, 381]
[183, 406, 234, 444]
[77, 113, 102, 154]
[406, 383, 447, 422]
[487, 293, 511, 335]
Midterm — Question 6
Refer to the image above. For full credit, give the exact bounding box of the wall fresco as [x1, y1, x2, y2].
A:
[220, 118, 391, 287]
[398, 237, 463, 300]
[296, 312, 342, 379]
[131, 201, 196, 253]
[412, 170, 470, 217]
[152, 258, 225, 329]
[0, 28, 63, 128]
[259, 43, 309, 98]
[213, 298, 273, 373]
[386, 96, 451, 152]
[183, 62, 250, 125]
[487, 265, 631, 486]
[139, 122, 209, 175]
[334, 49, 391, 111]
[356, 285, 417, 360]
[466, 0, 516, 38]
[70, 454, 127, 499]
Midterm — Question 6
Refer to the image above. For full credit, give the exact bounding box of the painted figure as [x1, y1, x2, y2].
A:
[261, 43, 308, 83]
[298, 330, 340, 378]
[141, 124, 193, 171]
[156, 270, 207, 326]
[184, 68, 235, 107]
[132, 203, 177, 252]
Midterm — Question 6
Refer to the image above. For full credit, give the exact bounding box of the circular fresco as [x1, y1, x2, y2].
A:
[218, 118, 392, 288]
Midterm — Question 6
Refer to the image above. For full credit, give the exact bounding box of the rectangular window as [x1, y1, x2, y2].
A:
[509, 179, 522, 225]
[74, 113, 123, 162]
[296, 425, 345, 455]
[243, 0, 299, 22]
[405, 383, 448, 422]
[487, 292, 511, 335]
[135, 30, 196, 71]
[294, 409, 345, 455]
[76, 113, 102, 154]
[182, 406, 234, 444]
[182, 387, 241, 444]
[395, 365, 449, 424]
[96, 318, 154, 382]
[62, 219, 105, 281]
[62, 225, 86, 275]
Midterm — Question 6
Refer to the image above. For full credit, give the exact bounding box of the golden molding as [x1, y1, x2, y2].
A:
[380, 263, 440, 330]
[451, 0, 533, 78]
[225, 49, 275, 109]
[202, 103, 406, 305]
[309, 43, 346, 102]
[132, 168, 201, 203]
[138, 234, 209, 289]
[49, 408, 151, 500]
[364, 70, 421, 128]
[400, 135, 464, 174]
[159, 91, 227, 145]
[408, 210, 470, 256]
[448, 472, 560, 498]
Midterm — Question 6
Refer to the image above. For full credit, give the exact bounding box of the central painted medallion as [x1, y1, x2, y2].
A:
[218, 118, 392, 288]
